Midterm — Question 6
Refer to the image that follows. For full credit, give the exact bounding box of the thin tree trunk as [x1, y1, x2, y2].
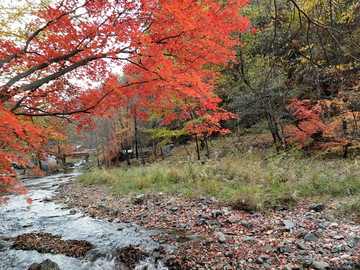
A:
[204, 137, 210, 158]
[183, 144, 191, 158]
[195, 134, 201, 161]
[134, 116, 139, 159]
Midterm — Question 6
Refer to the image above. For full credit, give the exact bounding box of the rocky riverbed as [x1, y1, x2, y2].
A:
[53, 182, 360, 270]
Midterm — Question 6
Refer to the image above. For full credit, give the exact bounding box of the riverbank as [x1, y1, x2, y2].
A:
[53, 181, 360, 270]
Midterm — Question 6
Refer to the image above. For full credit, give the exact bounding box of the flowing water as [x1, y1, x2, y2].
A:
[0, 169, 170, 270]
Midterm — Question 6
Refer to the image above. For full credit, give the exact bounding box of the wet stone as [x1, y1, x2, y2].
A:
[42, 197, 53, 203]
[111, 245, 149, 270]
[28, 259, 61, 270]
[11, 232, 93, 258]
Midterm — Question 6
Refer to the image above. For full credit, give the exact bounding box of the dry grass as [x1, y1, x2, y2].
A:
[77, 137, 360, 214]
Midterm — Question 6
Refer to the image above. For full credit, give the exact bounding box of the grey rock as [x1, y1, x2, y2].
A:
[282, 220, 295, 231]
[341, 265, 355, 270]
[222, 208, 232, 216]
[263, 262, 272, 269]
[133, 194, 146, 204]
[242, 236, 256, 242]
[212, 210, 223, 218]
[69, 210, 76, 215]
[117, 224, 132, 230]
[97, 203, 106, 209]
[310, 261, 329, 270]
[170, 207, 179, 213]
[42, 197, 53, 202]
[214, 232, 226, 243]
[348, 236, 360, 248]
[304, 233, 319, 242]
[275, 245, 293, 254]
[195, 218, 207, 226]
[308, 203, 326, 212]
[28, 259, 61, 270]
[297, 257, 313, 267]
[295, 242, 308, 250]
[256, 255, 267, 263]
[274, 205, 288, 211]
[334, 243, 347, 252]
[241, 221, 254, 229]
[227, 215, 240, 224]
[140, 220, 148, 225]
[329, 257, 340, 263]
[250, 212, 261, 218]
[112, 218, 121, 223]
[321, 215, 337, 222]
[283, 264, 294, 270]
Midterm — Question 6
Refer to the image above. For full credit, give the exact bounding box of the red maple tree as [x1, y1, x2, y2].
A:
[0, 0, 250, 203]
[286, 99, 346, 151]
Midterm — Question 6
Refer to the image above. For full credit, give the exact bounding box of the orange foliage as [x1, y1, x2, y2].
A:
[286, 99, 348, 150]
[1, 0, 250, 201]
[0, 107, 45, 204]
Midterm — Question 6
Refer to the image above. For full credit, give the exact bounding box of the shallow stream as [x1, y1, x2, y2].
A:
[0, 169, 170, 269]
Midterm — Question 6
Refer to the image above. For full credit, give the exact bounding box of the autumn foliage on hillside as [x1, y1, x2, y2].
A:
[286, 96, 359, 153]
[0, 0, 250, 202]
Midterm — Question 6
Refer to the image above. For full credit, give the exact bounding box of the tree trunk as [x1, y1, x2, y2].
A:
[343, 143, 351, 158]
[134, 116, 139, 159]
[195, 134, 201, 161]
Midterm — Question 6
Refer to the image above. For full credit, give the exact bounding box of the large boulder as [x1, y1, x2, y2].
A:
[28, 259, 60, 270]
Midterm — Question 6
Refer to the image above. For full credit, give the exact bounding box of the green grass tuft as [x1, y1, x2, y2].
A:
[77, 149, 359, 214]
